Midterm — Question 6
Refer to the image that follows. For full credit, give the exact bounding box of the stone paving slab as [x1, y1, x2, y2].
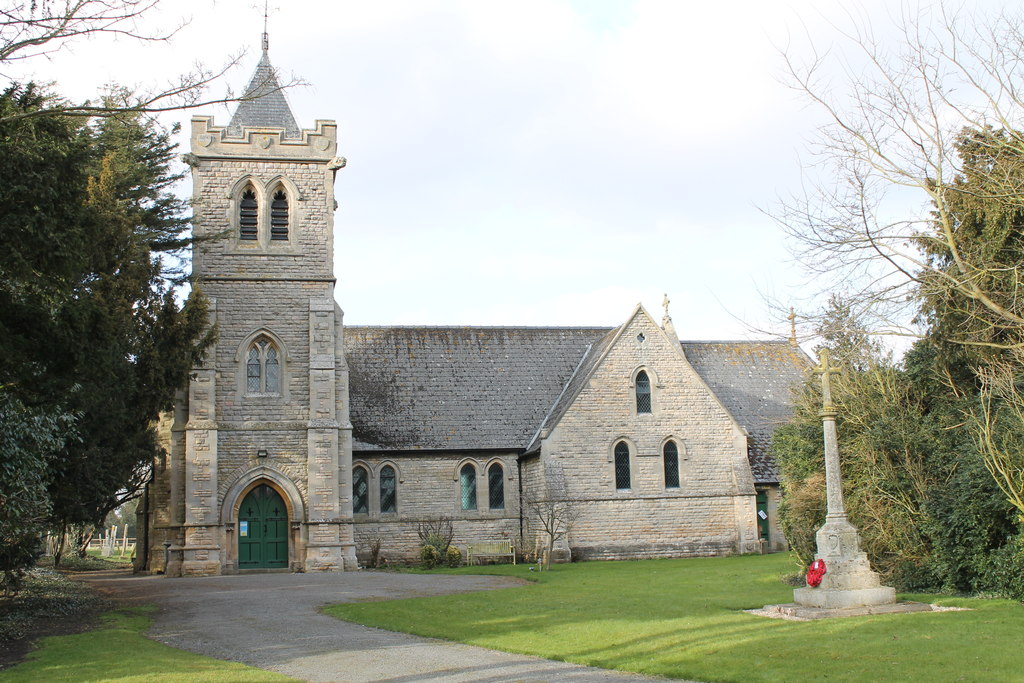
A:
[78, 570, 676, 683]
[750, 601, 959, 621]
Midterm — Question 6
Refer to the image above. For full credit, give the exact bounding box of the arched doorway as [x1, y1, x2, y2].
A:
[238, 484, 288, 569]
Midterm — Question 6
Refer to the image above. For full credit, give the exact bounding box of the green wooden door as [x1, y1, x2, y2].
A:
[238, 484, 288, 569]
[756, 489, 770, 542]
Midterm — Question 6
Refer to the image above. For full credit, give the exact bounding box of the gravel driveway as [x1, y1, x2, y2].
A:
[78, 570, 669, 682]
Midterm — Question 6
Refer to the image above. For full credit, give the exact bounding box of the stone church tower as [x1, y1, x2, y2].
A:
[145, 40, 356, 575]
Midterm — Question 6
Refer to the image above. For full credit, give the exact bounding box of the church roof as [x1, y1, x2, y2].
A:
[227, 49, 301, 139]
[345, 325, 810, 484]
[345, 326, 610, 452]
[680, 341, 813, 483]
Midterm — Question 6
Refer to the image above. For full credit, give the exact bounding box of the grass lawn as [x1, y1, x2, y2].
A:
[325, 553, 1024, 682]
[0, 606, 296, 683]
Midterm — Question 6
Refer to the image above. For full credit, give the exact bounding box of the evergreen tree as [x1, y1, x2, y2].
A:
[0, 83, 213, 570]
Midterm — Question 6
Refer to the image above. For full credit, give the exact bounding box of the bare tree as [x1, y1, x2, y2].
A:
[1, 0, 170, 62]
[775, 3, 1024, 350]
[973, 358, 1024, 520]
[526, 462, 582, 570]
[0, 0, 303, 122]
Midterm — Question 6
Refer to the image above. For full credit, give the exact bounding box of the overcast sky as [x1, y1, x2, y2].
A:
[10, 0, 999, 340]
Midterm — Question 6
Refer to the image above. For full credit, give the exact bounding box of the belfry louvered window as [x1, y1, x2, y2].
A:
[614, 441, 631, 490]
[664, 441, 680, 488]
[352, 466, 369, 514]
[635, 371, 652, 413]
[270, 189, 289, 240]
[460, 463, 478, 510]
[239, 189, 258, 240]
[246, 337, 280, 394]
[487, 463, 505, 510]
[380, 465, 397, 514]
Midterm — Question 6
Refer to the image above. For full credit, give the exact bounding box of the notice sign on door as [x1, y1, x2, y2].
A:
[239, 521, 249, 537]
[758, 510, 768, 520]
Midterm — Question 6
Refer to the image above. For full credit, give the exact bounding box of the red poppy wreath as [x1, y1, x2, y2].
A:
[806, 558, 827, 587]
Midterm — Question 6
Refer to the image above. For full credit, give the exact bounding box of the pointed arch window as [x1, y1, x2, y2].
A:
[614, 441, 631, 490]
[380, 465, 397, 514]
[487, 463, 505, 510]
[246, 337, 281, 394]
[352, 465, 369, 514]
[239, 188, 258, 240]
[270, 189, 289, 240]
[460, 463, 478, 511]
[635, 371, 652, 413]
[664, 441, 680, 489]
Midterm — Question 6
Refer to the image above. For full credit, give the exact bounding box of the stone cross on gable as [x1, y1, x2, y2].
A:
[814, 348, 842, 413]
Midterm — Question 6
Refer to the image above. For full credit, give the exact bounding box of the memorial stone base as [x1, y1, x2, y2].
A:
[792, 516, 895, 609]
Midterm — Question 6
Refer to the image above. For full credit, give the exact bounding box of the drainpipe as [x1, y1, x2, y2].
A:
[517, 457, 524, 549]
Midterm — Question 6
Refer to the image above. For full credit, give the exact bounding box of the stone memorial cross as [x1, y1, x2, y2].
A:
[791, 348, 896, 609]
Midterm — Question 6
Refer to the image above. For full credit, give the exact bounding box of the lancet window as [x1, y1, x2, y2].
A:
[487, 463, 505, 510]
[380, 465, 397, 514]
[460, 463, 478, 511]
[635, 370, 652, 413]
[270, 189, 289, 240]
[664, 441, 680, 488]
[239, 188, 258, 240]
[353, 466, 369, 514]
[614, 441, 631, 490]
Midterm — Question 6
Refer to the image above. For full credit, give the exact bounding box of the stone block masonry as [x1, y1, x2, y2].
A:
[533, 308, 760, 559]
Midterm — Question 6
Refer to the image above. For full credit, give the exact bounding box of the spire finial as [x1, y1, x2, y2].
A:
[662, 293, 671, 320]
[788, 307, 797, 347]
[262, 0, 270, 52]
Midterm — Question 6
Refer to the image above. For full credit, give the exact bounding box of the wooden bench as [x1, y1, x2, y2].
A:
[466, 540, 516, 565]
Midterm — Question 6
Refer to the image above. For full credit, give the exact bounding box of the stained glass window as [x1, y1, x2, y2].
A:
[352, 466, 368, 514]
[488, 463, 504, 510]
[460, 463, 478, 510]
[380, 465, 397, 514]
[664, 441, 680, 488]
[636, 371, 651, 413]
[615, 441, 631, 490]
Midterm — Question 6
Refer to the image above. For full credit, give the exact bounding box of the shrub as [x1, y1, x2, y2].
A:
[444, 546, 462, 568]
[777, 472, 825, 567]
[417, 517, 454, 554]
[419, 544, 441, 570]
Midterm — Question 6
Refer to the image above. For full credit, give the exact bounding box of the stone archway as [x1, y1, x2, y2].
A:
[221, 467, 306, 572]
[237, 484, 288, 569]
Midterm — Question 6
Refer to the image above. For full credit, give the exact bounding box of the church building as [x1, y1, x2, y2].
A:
[139, 43, 810, 576]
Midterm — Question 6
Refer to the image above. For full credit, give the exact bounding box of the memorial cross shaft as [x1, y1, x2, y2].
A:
[815, 348, 846, 521]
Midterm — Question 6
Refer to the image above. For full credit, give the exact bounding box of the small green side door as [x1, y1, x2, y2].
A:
[756, 489, 770, 543]
[238, 484, 288, 569]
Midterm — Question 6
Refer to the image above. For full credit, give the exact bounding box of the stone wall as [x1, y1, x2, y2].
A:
[533, 309, 760, 559]
[352, 451, 520, 564]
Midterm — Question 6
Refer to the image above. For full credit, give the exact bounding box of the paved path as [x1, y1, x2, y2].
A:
[79, 570, 669, 683]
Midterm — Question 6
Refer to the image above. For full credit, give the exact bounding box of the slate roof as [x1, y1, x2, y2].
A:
[344, 325, 810, 484]
[227, 50, 301, 139]
[523, 326, 618, 453]
[345, 326, 610, 451]
[681, 341, 813, 484]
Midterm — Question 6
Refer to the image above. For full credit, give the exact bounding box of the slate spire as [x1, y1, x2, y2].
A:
[227, 28, 301, 139]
